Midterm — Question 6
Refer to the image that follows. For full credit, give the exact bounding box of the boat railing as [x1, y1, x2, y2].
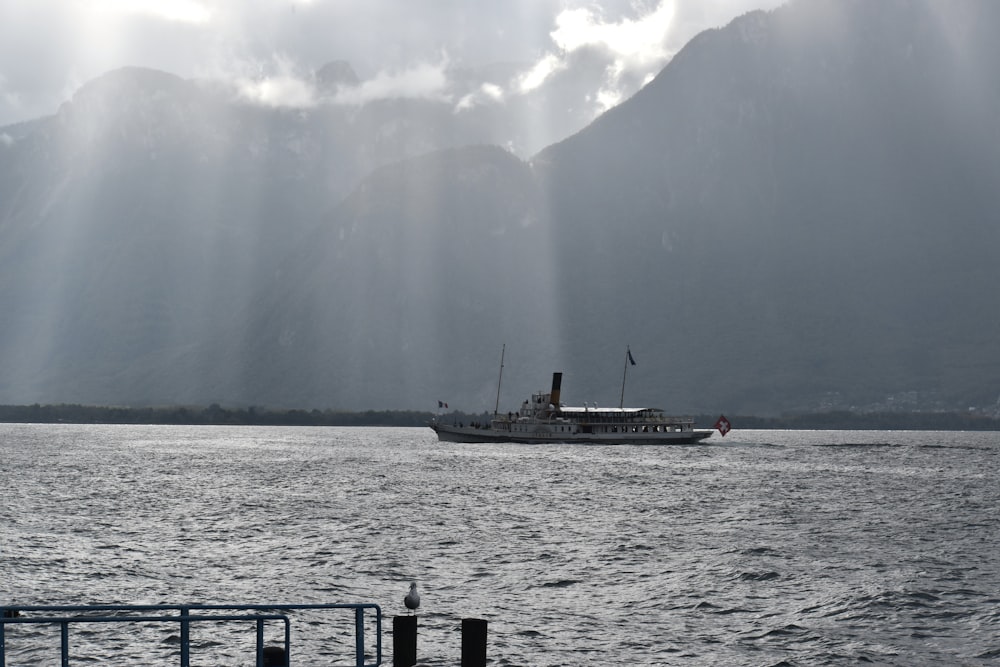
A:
[0, 602, 382, 667]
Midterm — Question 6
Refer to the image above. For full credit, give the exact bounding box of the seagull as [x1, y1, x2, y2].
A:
[404, 582, 420, 614]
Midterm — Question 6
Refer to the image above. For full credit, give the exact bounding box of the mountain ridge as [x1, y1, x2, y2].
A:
[1, 0, 998, 415]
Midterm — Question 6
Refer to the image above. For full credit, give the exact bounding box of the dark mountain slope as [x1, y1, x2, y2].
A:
[533, 0, 1000, 412]
[0, 68, 345, 403]
[0, 65, 559, 407]
[218, 145, 560, 409]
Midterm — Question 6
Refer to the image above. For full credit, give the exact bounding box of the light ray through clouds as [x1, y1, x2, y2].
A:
[93, 0, 214, 24]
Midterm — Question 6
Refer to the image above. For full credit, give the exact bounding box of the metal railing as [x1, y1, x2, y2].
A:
[0, 602, 382, 667]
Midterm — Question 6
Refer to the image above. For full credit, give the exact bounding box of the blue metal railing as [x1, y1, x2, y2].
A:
[0, 602, 381, 667]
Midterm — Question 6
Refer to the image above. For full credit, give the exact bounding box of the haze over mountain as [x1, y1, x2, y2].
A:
[1, 0, 998, 416]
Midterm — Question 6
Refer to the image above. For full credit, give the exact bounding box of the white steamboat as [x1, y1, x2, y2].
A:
[430, 371, 713, 445]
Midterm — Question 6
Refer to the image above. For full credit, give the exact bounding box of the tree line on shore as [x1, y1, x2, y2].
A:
[0, 403, 433, 426]
[0, 404, 998, 431]
[722, 411, 1000, 431]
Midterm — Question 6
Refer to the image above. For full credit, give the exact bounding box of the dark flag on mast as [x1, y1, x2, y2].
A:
[627, 348, 636, 366]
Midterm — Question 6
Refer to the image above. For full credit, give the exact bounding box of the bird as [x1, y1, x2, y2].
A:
[404, 582, 420, 614]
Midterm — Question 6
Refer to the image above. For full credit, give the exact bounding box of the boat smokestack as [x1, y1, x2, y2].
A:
[550, 372, 562, 408]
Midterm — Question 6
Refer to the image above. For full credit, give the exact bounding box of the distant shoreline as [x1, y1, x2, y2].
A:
[717, 411, 1000, 432]
[1, 403, 998, 431]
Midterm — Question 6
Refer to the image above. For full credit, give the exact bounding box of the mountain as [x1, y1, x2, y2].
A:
[0, 68, 343, 404]
[532, 0, 1000, 413]
[1, 0, 999, 414]
[220, 145, 558, 410]
[0, 65, 546, 406]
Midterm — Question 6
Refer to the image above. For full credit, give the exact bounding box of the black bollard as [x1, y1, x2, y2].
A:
[262, 645, 287, 667]
[461, 618, 487, 667]
[393, 615, 418, 667]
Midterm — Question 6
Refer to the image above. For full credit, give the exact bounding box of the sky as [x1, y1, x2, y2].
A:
[0, 0, 785, 128]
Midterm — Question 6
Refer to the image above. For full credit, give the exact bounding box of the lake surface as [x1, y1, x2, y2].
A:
[2, 425, 999, 665]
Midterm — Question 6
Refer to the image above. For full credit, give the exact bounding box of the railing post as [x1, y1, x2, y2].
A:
[256, 618, 264, 666]
[355, 606, 365, 667]
[179, 606, 190, 667]
[285, 618, 291, 666]
[61, 621, 69, 667]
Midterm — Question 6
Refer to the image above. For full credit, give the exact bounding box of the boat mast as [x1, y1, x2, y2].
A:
[494, 343, 506, 416]
[619, 345, 632, 409]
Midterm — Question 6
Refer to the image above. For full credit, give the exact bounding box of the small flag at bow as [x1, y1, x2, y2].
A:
[627, 348, 636, 366]
[438, 401, 448, 409]
[714, 415, 731, 436]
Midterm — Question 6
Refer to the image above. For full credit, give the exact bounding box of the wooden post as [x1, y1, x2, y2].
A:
[461, 618, 487, 667]
[393, 615, 417, 667]
[262, 645, 287, 667]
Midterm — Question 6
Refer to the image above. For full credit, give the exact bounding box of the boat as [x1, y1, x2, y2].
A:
[429, 370, 714, 445]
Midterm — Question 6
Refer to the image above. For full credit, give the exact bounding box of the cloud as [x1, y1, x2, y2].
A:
[239, 74, 316, 109]
[332, 60, 452, 106]
[456, 82, 505, 111]
[518, 53, 568, 94]
[595, 86, 623, 110]
[234, 54, 317, 108]
[0, 0, 788, 128]
[551, 1, 675, 69]
[0, 73, 18, 112]
[227, 54, 455, 110]
[516, 0, 676, 113]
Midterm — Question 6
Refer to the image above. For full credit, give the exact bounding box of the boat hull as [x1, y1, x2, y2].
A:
[430, 422, 713, 445]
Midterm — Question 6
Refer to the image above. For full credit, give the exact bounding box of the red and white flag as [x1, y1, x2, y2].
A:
[714, 415, 731, 436]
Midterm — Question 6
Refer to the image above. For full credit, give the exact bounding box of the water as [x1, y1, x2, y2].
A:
[2, 424, 999, 666]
